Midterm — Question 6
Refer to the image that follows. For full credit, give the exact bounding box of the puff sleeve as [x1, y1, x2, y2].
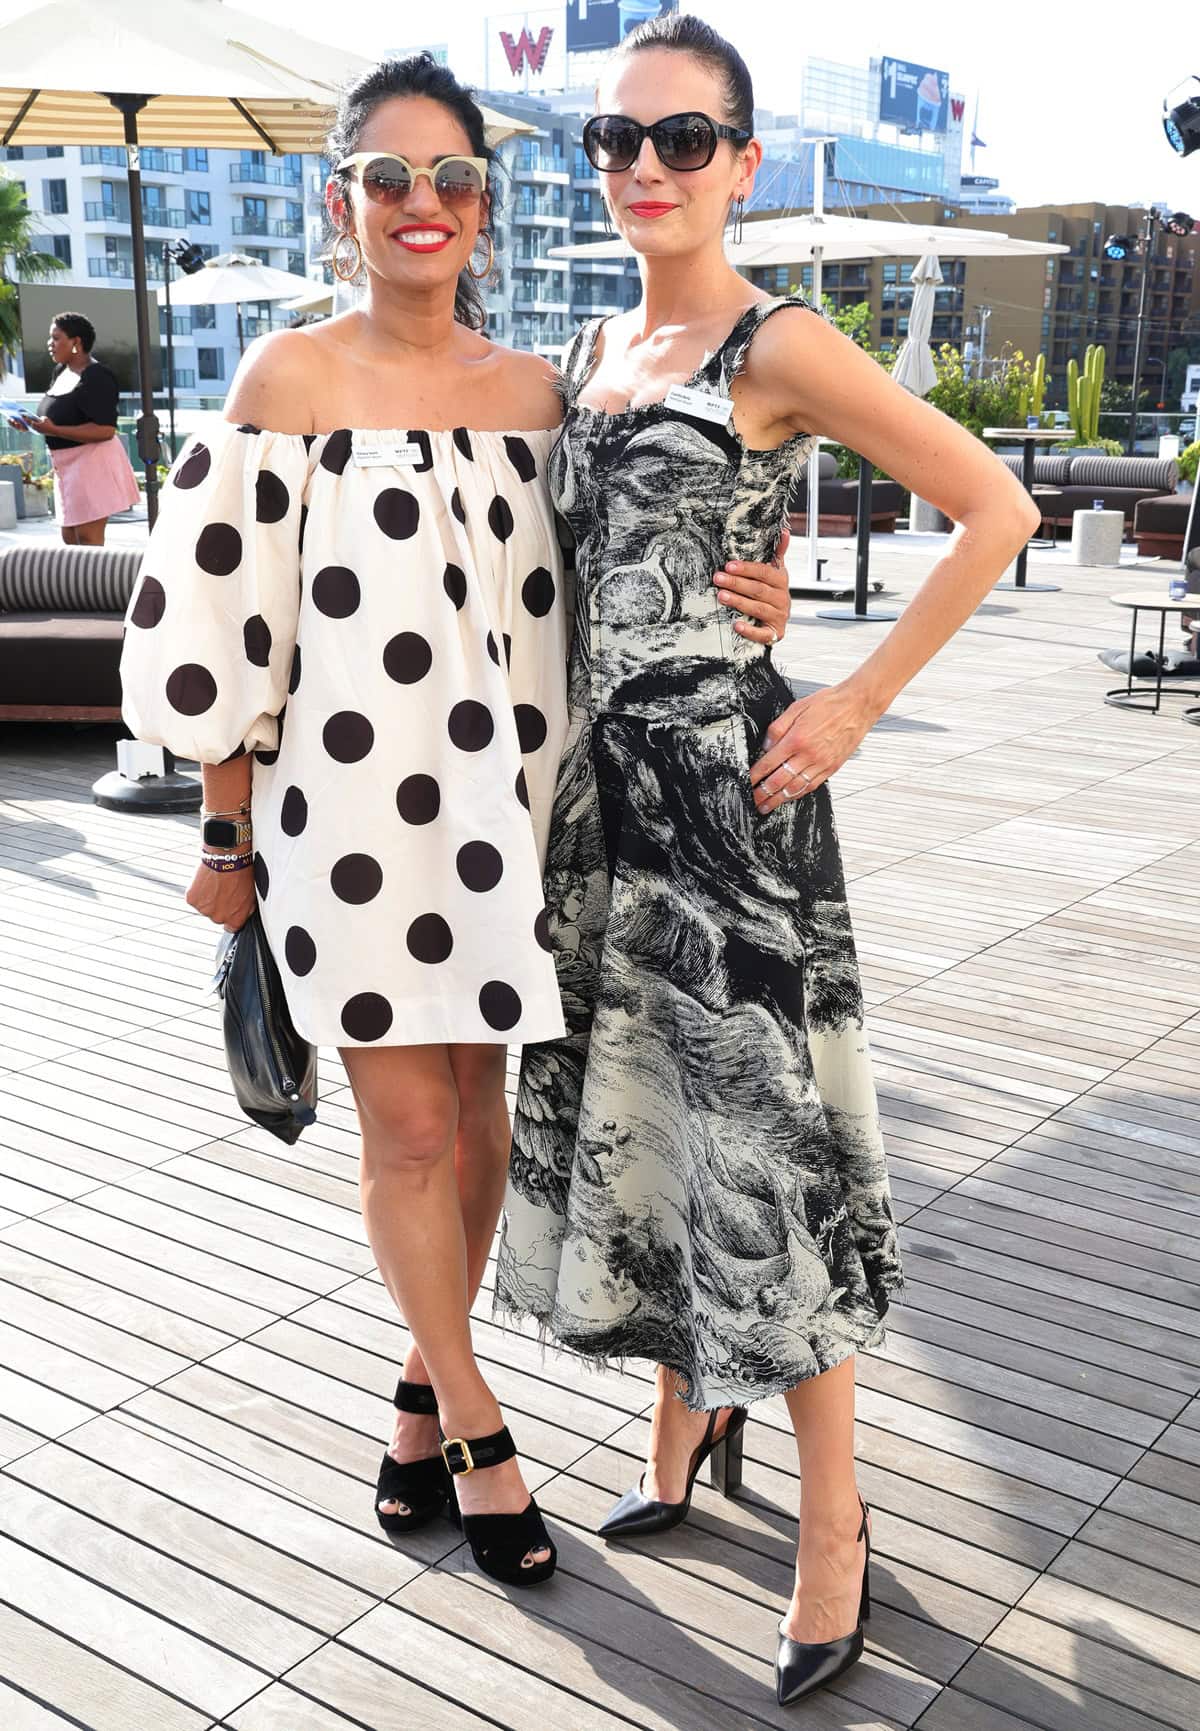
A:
[120, 423, 308, 764]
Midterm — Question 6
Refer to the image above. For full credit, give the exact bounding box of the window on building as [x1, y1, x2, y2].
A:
[287, 250, 305, 275]
[1046, 259, 1055, 277]
[242, 196, 267, 228]
[245, 247, 270, 265]
[198, 348, 223, 380]
[883, 263, 898, 283]
[187, 189, 211, 225]
[50, 235, 71, 265]
[4, 145, 24, 160]
[1044, 287, 1052, 308]
[44, 179, 68, 214]
[44, 145, 63, 158]
[241, 149, 266, 173]
[285, 200, 302, 228]
[142, 183, 164, 211]
[193, 304, 216, 329]
[284, 153, 302, 182]
[880, 317, 895, 337]
[184, 148, 209, 172]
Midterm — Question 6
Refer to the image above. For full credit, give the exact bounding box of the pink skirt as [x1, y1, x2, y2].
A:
[51, 437, 141, 528]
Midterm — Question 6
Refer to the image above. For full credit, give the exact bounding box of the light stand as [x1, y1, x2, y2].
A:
[160, 239, 206, 460]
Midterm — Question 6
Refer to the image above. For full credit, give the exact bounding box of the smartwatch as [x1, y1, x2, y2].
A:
[202, 814, 253, 849]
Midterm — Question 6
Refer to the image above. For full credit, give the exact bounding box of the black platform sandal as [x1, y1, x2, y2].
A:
[375, 1379, 453, 1535]
[598, 1405, 748, 1539]
[441, 1426, 557, 1586]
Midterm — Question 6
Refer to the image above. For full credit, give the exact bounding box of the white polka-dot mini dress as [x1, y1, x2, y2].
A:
[120, 420, 570, 1048]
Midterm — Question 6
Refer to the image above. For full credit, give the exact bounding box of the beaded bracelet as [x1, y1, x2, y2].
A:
[201, 851, 254, 874]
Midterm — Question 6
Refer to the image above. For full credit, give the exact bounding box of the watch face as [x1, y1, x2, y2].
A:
[203, 817, 239, 848]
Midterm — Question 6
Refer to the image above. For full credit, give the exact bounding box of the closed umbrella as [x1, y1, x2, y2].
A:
[0, 0, 535, 523]
[890, 252, 941, 397]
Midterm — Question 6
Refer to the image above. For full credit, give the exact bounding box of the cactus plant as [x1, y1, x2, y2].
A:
[1066, 346, 1104, 444]
[1019, 352, 1050, 427]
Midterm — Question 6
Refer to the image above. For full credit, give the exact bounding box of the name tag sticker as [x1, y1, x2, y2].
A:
[352, 439, 426, 468]
[664, 384, 735, 425]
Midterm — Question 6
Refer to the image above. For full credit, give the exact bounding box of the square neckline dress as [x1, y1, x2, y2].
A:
[496, 297, 904, 1410]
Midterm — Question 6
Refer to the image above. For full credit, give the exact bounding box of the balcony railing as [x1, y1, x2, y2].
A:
[84, 201, 126, 222]
[232, 215, 303, 238]
[241, 315, 293, 338]
[81, 146, 126, 168]
[142, 206, 187, 229]
[88, 255, 167, 281]
[229, 163, 302, 186]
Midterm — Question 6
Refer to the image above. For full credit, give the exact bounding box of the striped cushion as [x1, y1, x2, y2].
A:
[0, 546, 142, 614]
[998, 455, 1072, 485]
[1066, 456, 1177, 491]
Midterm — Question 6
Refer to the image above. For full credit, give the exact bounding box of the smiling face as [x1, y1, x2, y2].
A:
[594, 48, 760, 259]
[326, 94, 490, 290]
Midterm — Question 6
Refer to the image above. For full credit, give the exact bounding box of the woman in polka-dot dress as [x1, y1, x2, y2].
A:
[120, 54, 791, 1592]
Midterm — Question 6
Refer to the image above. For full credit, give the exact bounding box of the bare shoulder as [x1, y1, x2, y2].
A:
[223, 325, 331, 434]
[490, 342, 563, 430]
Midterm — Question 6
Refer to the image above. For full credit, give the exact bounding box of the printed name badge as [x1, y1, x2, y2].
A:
[664, 383, 735, 426]
[352, 437, 426, 468]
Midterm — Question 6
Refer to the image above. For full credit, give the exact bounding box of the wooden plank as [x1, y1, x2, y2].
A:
[225, 1672, 492, 1731]
[928, 1648, 1183, 1731]
[0, 1604, 210, 1731]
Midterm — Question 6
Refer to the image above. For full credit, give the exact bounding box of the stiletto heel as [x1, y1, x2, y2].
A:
[441, 1426, 556, 1587]
[375, 1379, 453, 1535]
[599, 1405, 748, 1539]
[775, 1497, 871, 1706]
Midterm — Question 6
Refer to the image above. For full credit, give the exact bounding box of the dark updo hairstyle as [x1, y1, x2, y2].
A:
[52, 311, 96, 352]
[326, 53, 503, 331]
[617, 12, 754, 137]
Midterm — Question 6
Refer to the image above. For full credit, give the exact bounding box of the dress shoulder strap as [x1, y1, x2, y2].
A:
[694, 293, 814, 397]
[558, 317, 607, 407]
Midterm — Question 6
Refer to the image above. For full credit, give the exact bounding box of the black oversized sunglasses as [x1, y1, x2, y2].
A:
[582, 111, 752, 174]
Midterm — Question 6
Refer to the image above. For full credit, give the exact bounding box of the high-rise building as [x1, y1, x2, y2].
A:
[2, 142, 328, 394]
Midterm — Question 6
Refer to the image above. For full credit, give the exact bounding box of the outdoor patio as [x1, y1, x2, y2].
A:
[0, 528, 1197, 1731]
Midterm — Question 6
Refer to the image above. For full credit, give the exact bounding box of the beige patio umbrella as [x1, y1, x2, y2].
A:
[156, 251, 314, 350]
[890, 252, 942, 398]
[0, 0, 534, 521]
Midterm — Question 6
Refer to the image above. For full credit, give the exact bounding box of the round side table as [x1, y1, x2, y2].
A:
[1105, 591, 1200, 713]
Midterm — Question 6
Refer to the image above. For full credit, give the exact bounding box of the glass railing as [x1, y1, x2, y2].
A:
[232, 215, 303, 238]
[87, 255, 167, 281]
[229, 163, 302, 186]
[142, 207, 187, 229]
[81, 146, 126, 167]
[84, 202, 125, 222]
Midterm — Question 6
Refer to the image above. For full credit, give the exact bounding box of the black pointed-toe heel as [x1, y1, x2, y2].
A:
[775, 1498, 871, 1707]
[598, 1405, 748, 1539]
[441, 1426, 557, 1587]
[375, 1379, 453, 1535]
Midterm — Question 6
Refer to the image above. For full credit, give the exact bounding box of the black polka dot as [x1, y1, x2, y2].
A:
[488, 495, 514, 543]
[174, 443, 210, 489]
[280, 785, 308, 836]
[130, 576, 165, 629]
[220, 744, 247, 765]
[443, 563, 468, 609]
[453, 427, 474, 461]
[323, 711, 374, 763]
[534, 908, 553, 951]
[298, 502, 308, 555]
[448, 700, 494, 752]
[243, 614, 272, 667]
[196, 523, 242, 576]
[503, 633, 512, 668]
[320, 428, 352, 474]
[407, 431, 433, 473]
[396, 774, 440, 824]
[514, 703, 548, 753]
[302, 433, 316, 454]
[252, 852, 269, 899]
[407, 913, 453, 964]
[255, 470, 290, 524]
[166, 664, 217, 716]
[285, 925, 317, 976]
[331, 852, 383, 904]
[288, 643, 302, 695]
[515, 767, 530, 809]
[486, 630, 500, 665]
[255, 745, 279, 766]
[479, 981, 522, 1031]
[312, 566, 360, 618]
[504, 435, 537, 482]
[522, 566, 555, 617]
[374, 488, 420, 540]
[451, 487, 466, 525]
[341, 991, 393, 1041]
[456, 841, 503, 892]
[383, 632, 433, 684]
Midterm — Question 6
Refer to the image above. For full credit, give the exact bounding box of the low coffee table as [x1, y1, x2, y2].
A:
[1105, 591, 1200, 713]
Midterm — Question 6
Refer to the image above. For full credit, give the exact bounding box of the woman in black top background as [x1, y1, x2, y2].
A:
[20, 312, 140, 544]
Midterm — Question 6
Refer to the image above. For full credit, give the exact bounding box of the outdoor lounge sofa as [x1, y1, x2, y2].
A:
[788, 450, 903, 535]
[0, 545, 140, 721]
[997, 454, 1179, 539]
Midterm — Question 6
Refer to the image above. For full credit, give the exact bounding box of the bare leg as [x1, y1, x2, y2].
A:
[780, 1357, 867, 1643]
[73, 516, 107, 546]
[344, 1042, 546, 1567]
[60, 525, 78, 545]
[641, 1364, 737, 1502]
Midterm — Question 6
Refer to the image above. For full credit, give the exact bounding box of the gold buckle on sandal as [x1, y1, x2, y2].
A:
[441, 1436, 474, 1474]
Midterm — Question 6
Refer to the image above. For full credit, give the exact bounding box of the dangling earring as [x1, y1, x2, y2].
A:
[732, 196, 746, 246]
[332, 229, 363, 282]
[467, 230, 495, 281]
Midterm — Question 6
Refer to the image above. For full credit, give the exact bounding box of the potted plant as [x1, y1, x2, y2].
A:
[0, 449, 52, 517]
[1178, 440, 1199, 494]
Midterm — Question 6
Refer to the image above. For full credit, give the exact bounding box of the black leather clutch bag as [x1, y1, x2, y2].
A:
[213, 913, 317, 1143]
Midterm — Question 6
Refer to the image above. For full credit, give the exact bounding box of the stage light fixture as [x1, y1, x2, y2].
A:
[1104, 234, 1138, 261]
[1163, 77, 1200, 156]
[170, 240, 207, 275]
[1163, 209, 1196, 236]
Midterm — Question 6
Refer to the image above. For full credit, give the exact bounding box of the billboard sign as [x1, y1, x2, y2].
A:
[566, 0, 677, 53]
[879, 57, 950, 134]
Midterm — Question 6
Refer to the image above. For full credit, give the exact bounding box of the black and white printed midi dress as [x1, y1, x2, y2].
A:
[121, 422, 570, 1048]
[496, 297, 903, 1410]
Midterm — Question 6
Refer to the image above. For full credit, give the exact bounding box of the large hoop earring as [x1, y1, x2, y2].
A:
[332, 229, 363, 282]
[732, 196, 746, 246]
[467, 230, 495, 281]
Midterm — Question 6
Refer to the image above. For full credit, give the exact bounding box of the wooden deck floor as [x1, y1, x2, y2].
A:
[0, 537, 1198, 1731]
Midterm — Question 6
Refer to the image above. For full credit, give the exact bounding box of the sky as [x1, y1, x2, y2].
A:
[222, 0, 1197, 215]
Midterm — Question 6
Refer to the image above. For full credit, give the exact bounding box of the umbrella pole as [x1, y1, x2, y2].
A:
[108, 94, 161, 527]
[816, 455, 900, 623]
[162, 243, 176, 460]
[237, 305, 245, 355]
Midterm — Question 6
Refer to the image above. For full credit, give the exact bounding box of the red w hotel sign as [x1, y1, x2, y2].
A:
[501, 26, 554, 74]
